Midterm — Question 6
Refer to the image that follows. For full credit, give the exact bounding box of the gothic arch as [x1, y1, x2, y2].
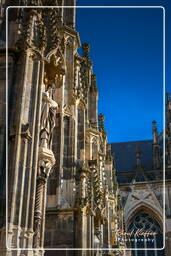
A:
[125, 202, 163, 231]
[45, 47, 65, 66]
[125, 207, 165, 255]
[44, 47, 65, 88]
[124, 185, 164, 230]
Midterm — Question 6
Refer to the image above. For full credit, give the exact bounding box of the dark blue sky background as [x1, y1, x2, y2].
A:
[75, 0, 171, 143]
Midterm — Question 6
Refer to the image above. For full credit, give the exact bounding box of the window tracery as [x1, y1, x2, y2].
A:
[127, 211, 164, 256]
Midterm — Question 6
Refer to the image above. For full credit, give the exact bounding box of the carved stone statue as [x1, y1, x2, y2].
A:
[40, 84, 58, 149]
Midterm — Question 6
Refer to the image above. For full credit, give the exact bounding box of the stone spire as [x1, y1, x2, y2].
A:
[83, 44, 98, 127]
[62, 0, 77, 28]
[90, 74, 98, 93]
[135, 150, 142, 169]
[152, 121, 161, 169]
[166, 93, 171, 134]
[98, 113, 105, 132]
[132, 150, 147, 183]
[152, 120, 159, 144]
[82, 43, 90, 60]
[166, 93, 171, 167]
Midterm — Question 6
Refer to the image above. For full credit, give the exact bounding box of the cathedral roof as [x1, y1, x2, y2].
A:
[111, 140, 153, 172]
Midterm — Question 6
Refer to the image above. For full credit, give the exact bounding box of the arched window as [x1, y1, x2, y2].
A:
[127, 211, 164, 256]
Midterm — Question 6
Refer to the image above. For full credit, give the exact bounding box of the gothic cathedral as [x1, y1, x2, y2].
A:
[0, 1, 124, 256]
[0, 1, 170, 256]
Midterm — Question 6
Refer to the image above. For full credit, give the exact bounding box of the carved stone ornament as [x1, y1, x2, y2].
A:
[33, 148, 55, 248]
[21, 123, 32, 140]
[45, 48, 65, 86]
[33, 216, 41, 248]
[9, 123, 32, 140]
[91, 136, 98, 145]
[63, 104, 72, 117]
[38, 147, 56, 176]
[72, 55, 88, 106]
[75, 165, 90, 209]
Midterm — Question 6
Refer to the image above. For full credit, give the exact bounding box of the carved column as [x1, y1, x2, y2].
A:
[33, 150, 55, 251]
[74, 166, 89, 256]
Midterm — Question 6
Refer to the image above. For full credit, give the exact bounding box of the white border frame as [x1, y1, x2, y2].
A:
[6, 5, 165, 252]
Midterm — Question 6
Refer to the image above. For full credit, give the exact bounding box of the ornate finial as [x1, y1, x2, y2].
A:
[82, 43, 90, 59]
[152, 120, 161, 169]
[90, 74, 98, 92]
[135, 150, 142, 169]
[166, 92, 170, 103]
[152, 120, 158, 144]
[112, 151, 116, 169]
[166, 93, 171, 135]
[98, 113, 105, 132]
[91, 74, 96, 86]
[166, 93, 171, 114]
[106, 143, 111, 151]
[106, 143, 113, 162]
[91, 74, 96, 83]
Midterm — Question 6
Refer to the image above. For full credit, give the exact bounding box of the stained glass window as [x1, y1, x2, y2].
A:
[127, 211, 164, 256]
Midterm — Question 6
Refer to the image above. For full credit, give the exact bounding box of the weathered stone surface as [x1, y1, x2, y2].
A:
[4, 1, 170, 256]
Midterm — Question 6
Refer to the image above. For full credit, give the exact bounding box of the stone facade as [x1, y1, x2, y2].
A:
[0, 1, 124, 256]
[111, 94, 171, 256]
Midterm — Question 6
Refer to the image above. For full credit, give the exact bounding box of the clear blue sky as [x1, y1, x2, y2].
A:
[76, 0, 171, 143]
